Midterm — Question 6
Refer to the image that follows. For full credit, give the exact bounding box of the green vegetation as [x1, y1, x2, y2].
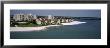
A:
[18, 23, 38, 27]
[10, 20, 49, 27]
[10, 18, 72, 27]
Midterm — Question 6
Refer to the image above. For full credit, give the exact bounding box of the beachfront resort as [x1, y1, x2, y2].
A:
[10, 14, 78, 31]
[10, 14, 74, 27]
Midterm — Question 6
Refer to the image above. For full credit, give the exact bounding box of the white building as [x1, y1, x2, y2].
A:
[33, 15, 37, 19]
[13, 14, 37, 21]
[48, 15, 54, 19]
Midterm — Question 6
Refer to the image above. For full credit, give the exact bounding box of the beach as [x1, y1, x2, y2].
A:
[10, 21, 86, 32]
[10, 25, 61, 32]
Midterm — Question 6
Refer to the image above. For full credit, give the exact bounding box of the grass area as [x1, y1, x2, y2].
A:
[18, 23, 38, 27]
[18, 23, 46, 27]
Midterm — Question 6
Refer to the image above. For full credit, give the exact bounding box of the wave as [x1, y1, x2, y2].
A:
[61, 21, 86, 25]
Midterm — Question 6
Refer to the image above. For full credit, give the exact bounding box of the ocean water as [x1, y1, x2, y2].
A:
[10, 20, 101, 39]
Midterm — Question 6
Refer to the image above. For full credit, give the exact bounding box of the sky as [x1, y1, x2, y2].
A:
[10, 9, 101, 18]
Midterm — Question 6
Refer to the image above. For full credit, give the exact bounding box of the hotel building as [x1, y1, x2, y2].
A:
[13, 14, 37, 21]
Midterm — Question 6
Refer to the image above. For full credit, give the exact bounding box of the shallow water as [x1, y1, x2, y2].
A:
[10, 20, 101, 39]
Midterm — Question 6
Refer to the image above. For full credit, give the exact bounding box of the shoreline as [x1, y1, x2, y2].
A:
[10, 21, 86, 32]
[61, 21, 86, 25]
[10, 25, 60, 32]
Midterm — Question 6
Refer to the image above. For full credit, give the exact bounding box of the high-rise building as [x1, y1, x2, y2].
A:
[48, 15, 54, 19]
[33, 15, 37, 19]
[13, 14, 34, 21]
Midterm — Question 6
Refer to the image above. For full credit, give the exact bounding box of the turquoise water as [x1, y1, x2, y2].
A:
[10, 20, 101, 39]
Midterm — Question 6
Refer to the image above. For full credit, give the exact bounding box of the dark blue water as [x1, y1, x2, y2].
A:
[10, 20, 101, 39]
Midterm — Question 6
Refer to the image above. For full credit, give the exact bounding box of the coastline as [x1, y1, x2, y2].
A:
[10, 21, 86, 32]
[10, 25, 60, 32]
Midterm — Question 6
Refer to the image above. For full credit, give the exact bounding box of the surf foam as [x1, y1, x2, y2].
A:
[61, 21, 86, 25]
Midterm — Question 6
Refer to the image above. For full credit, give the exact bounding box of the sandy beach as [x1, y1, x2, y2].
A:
[10, 25, 60, 32]
[10, 21, 86, 32]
